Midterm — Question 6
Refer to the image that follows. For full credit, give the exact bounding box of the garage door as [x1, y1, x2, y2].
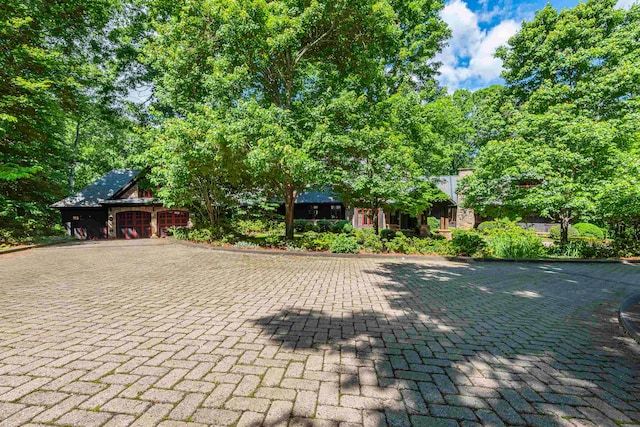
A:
[158, 211, 189, 237]
[116, 211, 152, 239]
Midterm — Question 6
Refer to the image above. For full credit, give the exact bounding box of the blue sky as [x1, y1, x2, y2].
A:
[436, 0, 635, 91]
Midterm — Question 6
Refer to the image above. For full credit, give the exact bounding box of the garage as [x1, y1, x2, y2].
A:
[116, 211, 152, 239]
[158, 210, 189, 237]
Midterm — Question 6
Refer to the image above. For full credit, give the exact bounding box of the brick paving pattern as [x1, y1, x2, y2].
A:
[1, 239, 640, 426]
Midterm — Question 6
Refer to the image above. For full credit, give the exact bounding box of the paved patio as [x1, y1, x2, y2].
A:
[1, 240, 640, 426]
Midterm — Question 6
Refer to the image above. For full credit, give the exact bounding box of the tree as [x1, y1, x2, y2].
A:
[0, 0, 127, 243]
[321, 88, 450, 235]
[460, 0, 640, 244]
[144, 0, 448, 239]
[147, 109, 249, 228]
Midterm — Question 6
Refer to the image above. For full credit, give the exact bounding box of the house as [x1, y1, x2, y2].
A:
[286, 176, 459, 234]
[52, 169, 189, 239]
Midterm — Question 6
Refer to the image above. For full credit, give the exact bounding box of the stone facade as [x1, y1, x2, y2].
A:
[455, 168, 477, 230]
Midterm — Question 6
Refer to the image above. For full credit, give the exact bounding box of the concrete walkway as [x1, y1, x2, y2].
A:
[1, 239, 640, 426]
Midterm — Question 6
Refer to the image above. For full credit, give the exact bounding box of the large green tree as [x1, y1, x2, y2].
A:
[144, 0, 448, 239]
[460, 0, 640, 243]
[0, 0, 129, 242]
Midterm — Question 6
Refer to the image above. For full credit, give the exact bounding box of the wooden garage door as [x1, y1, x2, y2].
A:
[158, 211, 188, 237]
[116, 211, 152, 239]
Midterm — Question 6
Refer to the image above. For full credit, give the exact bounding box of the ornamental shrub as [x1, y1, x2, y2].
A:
[330, 234, 360, 253]
[451, 230, 486, 256]
[235, 219, 268, 234]
[355, 228, 383, 253]
[573, 223, 605, 240]
[188, 228, 213, 243]
[317, 219, 333, 232]
[385, 232, 418, 254]
[549, 225, 579, 241]
[331, 220, 350, 233]
[300, 231, 336, 251]
[380, 228, 396, 241]
[486, 231, 545, 259]
[293, 219, 308, 232]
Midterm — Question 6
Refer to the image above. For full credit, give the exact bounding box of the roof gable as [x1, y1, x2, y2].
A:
[51, 169, 142, 208]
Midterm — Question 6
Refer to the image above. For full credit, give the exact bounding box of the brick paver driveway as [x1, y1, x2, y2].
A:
[2, 240, 640, 427]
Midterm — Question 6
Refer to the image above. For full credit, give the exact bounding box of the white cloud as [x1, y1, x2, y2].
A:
[436, 0, 520, 91]
[616, 0, 638, 9]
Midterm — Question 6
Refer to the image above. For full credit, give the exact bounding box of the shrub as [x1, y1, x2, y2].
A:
[317, 219, 333, 232]
[427, 216, 440, 232]
[234, 241, 260, 249]
[451, 230, 486, 256]
[331, 220, 350, 233]
[573, 223, 605, 240]
[235, 219, 268, 234]
[477, 220, 505, 233]
[188, 228, 213, 243]
[380, 228, 396, 241]
[264, 232, 284, 248]
[611, 238, 640, 258]
[300, 231, 335, 251]
[330, 234, 360, 253]
[293, 219, 308, 233]
[355, 228, 383, 252]
[342, 222, 354, 234]
[549, 225, 579, 241]
[548, 239, 615, 259]
[385, 232, 418, 254]
[413, 238, 455, 256]
[168, 226, 188, 239]
[486, 231, 545, 259]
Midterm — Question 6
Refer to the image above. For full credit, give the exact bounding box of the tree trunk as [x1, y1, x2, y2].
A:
[372, 205, 379, 235]
[284, 184, 297, 240]
[69, 120, 81, 193]
[560, 216, 571, 245]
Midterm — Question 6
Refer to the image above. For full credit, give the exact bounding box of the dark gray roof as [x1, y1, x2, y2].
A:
[296, 189, 342, 204]
[432, 175, 459, 205]
[51, 169, 142, 208]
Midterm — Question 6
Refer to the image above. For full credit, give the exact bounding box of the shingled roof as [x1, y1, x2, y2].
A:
[51, 169, 142, 208]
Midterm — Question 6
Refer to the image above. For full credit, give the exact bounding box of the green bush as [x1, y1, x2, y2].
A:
[549, 225, 579, 241]
[234, 241, 260, 249]
[168, 226, 188, 239]
[235, 219, 268, 234]
[188, 228, 213, 243]
[330, 234, 360, 253]
[355, 228, 383, 252]
[427, 216, 440, 232]
[611, 238, 640, 258]
[451, 230, 486, 256]
[331, 220, 350, 233]
[380, 228, 396, 241]
[264, 232, 284, 248]
[548, 239, 615, 259]
[385, 232, 418, 254]
[413, 238, 455, 256]
[573, 223, 605, 240]
[486, 231, 545, 259]
[300, 231, 336, 251]
[317, 219, 333, 232]
[293, 219, 308, 232]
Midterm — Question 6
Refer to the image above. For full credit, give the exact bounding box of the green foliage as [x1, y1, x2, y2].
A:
[331, 220, 351, 233]
[330, 234, 360, 254]
[548, 239, 616, 259]
[380, 229, 397, 241]
[234, 241, 260, 249]
[573, 223, 606, 240]
[460, 1, 640, 244]
[549, 225, 579, 241]
[451, 230, 486, 257]
[385, 232, 418, 254]
[235, 219, 268, 234]
[485, 231, 545, 259]
[316, 220, 333, 233]
[299, 232, 336, 252]
[427, 217, 440, 232]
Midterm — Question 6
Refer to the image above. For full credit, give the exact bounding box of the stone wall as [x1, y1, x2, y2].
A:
[455, 168, 477, 230]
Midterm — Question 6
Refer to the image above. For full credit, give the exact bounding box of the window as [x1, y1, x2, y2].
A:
[138, 188, 152, 198]
[330, 204, 342, 219]
[356, 209, 373, 227]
